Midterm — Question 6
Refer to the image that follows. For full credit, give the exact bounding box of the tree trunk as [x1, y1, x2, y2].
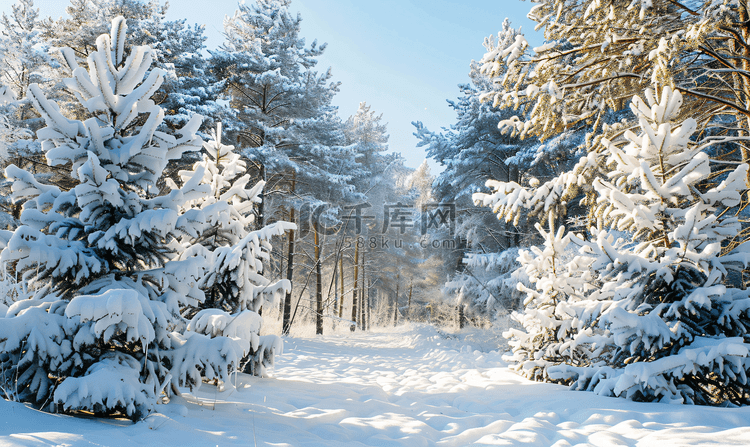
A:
[458, 304, 465, 329]
[350, 242, 359, 332]
[279, 236, 285, 314]
[739, 5, 750, 176]
[367, 280, 372, 330]
[512, 165, 521, 246]
[333, 261, 339, 319]
[359, 286, 367, 331]
[505, 162, 513, 249]
[407, 282, 413, 321]
[730, 12, 750, 283]
[282, 176, 296, 335]
[394, 274, 400, 327]
[339, 255, 344, 318]
[315, 229, 323, 335]
[256, 162, 266, 230]
[360, 249, 366, 330]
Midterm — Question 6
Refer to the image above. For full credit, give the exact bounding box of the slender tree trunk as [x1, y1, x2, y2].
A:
[282, 213, 295, 334]
[505, 162, 512, 249]
[333, 261, 338, 319]
[315, 229, 323, 335]
[256, 163, 266, 230]
[731, 9, 750, 285]
[359, 286, 367, 331]
[360, 248, 366, 330]
[350, 242, 359, 331]
[458, 304, 465, 329]
[394, 274, 400, 326]
[512, 165, 521, 246]
[407, 282, 413, 321]
[367, 280, 372, 330]
[279, 227, 286, 314]
[282, 176, 296, 335]
[339, 255, 344, 318]
[279, 237, 286, 316]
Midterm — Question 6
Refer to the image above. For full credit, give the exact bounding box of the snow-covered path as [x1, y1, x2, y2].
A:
[1, 324, 749, 446]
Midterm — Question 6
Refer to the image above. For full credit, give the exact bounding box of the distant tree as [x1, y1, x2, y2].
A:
[0, 0, 58, 126]
[345, 102, 389, 176]
[406, 160, 433, 210]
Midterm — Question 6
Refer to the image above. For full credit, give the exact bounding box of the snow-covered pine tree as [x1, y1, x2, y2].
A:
[215, 0, 366, 203]
[0, 0, 58, 121]
[415, 19, 533, 206]
[214, 0, 366, 335]
[0, 109, 34, 227]
[406, 160, 433, 211]
[0, 17, 273, 420]
[41, 0, 221, 135]
[480, 86, 750, 405]
[216, 0, 330, 143]
[214, 0, 363, 232]
[0, 4, 41, 281]
[42, 0, 169, 61]
[0, 0, 56, 190]
[343, 101, 394, 228]
[480, 1, 750, 170]
[496, 220, 589, 381]
[414, 20, 580, 321]
[178, 123, 294, 376]
[345, 102, 389, 177]
[444, 248, 528, 321]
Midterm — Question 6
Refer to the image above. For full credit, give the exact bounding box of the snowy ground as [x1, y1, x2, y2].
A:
[1, 323, 749, 446]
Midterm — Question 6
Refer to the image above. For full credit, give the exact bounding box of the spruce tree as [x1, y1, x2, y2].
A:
[178, 123, 293, 376]
[41, 0, 220, 134]
[0, 17, 285, 420]
[480, 86, 750, 405]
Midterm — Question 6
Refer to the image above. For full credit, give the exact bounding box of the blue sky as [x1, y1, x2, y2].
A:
[5, 0, 541, 170]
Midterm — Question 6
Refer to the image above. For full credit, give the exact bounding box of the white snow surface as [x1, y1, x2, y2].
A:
[1, 323, 749, 446]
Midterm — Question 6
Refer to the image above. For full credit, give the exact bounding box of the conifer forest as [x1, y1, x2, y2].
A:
[1, 1, 750, 445]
